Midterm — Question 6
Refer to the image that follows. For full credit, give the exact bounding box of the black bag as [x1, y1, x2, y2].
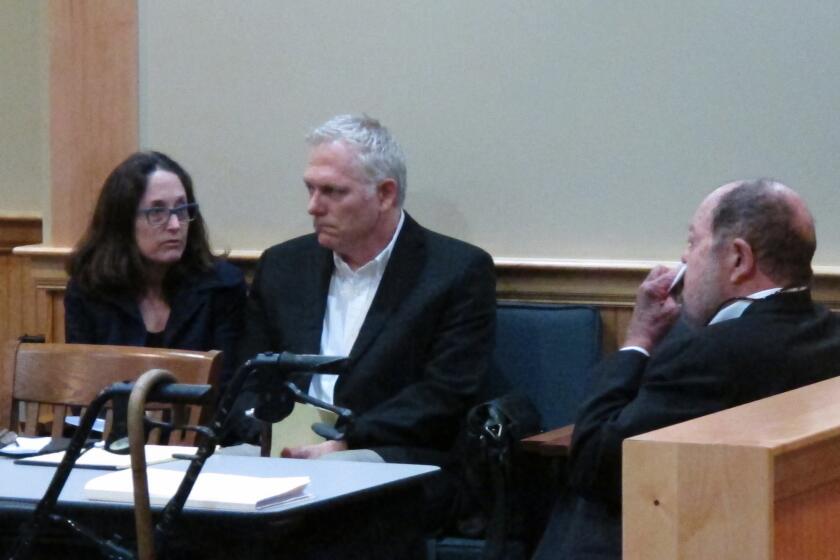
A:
[462, 393, 542, 560]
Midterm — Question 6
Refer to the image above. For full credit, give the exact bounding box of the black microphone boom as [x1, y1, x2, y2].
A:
[248, 351, 348, 373]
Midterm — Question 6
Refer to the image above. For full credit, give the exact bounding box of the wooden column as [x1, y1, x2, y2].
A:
[49, 0, 138, 246]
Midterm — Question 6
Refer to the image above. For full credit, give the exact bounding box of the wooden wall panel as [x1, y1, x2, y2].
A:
[22, 248, 70, 343]
[0, 217, 43, 347]
[12, 247, 840, 352]
[15, 249, 840, 353]
[15, 250, 644, 348]
[492, 258, 645, 353]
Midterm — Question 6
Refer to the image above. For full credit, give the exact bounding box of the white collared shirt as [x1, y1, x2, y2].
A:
[308, 211, 406, 404]
[706, 287, 785, 325]
[706, 286, 808, 324]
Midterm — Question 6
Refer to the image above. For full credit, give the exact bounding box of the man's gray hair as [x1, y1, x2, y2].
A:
[306, 114, 407, 206]
[712, 178, 816, 286]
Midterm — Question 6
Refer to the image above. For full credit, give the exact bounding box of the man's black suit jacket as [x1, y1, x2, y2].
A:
[540, 290, 840, 559]
[236, 213, 496, 465]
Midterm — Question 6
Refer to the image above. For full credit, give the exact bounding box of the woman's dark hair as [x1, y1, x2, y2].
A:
[66, 151, 215, 299]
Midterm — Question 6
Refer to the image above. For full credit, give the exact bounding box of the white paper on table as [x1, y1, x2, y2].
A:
[0, 436, 52, 456]
[85, 468, 311, 511]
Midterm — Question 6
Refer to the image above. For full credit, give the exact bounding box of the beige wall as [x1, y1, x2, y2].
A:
[136, 0, 840, 263]
[0, 0, 49, 221]
[5, 1, 840, 265]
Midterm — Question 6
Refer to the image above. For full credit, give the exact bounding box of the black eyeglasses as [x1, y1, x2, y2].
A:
[137, 203, 199, 227]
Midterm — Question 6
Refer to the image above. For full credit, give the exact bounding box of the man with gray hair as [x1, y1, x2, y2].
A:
[233, 114, 495, 476]
[535, 179, 840, 559]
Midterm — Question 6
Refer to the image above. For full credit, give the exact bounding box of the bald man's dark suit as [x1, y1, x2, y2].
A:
[234, 213, 496, 465]
[535, 290, 840, 559]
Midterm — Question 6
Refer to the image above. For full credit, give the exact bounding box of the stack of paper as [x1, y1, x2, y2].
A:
[0, 436, 52, 457]
[85, 468, 310, 511]
[16, 444, 197, 470]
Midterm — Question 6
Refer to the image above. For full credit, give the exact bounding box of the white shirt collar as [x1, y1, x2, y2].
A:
[707, 286, 803, 325]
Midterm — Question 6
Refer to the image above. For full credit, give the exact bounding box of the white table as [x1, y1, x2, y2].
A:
[0, 454, 438, 559]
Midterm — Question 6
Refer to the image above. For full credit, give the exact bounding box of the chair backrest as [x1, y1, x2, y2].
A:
[0, 341, 222, 445]
[485, 303, 602, 430]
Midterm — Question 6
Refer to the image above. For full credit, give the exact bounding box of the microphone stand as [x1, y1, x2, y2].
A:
[280, 380, 354, 440]
[153, 352, 348, 557]
[7, 351, 348, 560]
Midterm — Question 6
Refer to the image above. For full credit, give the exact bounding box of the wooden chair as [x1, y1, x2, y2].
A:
[0, 341, 222, 445]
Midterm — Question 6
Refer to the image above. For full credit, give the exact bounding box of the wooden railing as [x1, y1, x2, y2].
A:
[624, 375, 840, 559]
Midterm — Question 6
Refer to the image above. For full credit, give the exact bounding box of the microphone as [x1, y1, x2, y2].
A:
[248, 351, 348, 373]
[250, 390, 295, 424]
[247, 352, 349, 423]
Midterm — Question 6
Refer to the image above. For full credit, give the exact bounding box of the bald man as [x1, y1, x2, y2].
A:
[535, 179, 840, 559]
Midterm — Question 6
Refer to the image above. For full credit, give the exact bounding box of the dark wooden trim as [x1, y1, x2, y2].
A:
[0, 216, 42, 254]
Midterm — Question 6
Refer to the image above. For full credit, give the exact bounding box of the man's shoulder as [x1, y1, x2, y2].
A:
[658, 295, 840, 367]
[410, 219, 493, 265]
[705, 291, 830, 339]
[259, 233, 323, 263]
[666, 310, 789, 355]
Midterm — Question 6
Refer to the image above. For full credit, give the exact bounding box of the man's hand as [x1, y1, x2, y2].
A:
[280, 439, 348, 459]
[623, 265, 682, 353]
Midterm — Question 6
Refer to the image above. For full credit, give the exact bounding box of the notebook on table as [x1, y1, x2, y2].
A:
[84, 468, 311, 511]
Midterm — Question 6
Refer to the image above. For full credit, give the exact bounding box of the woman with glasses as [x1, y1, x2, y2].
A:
[64, 151, 246, 386]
